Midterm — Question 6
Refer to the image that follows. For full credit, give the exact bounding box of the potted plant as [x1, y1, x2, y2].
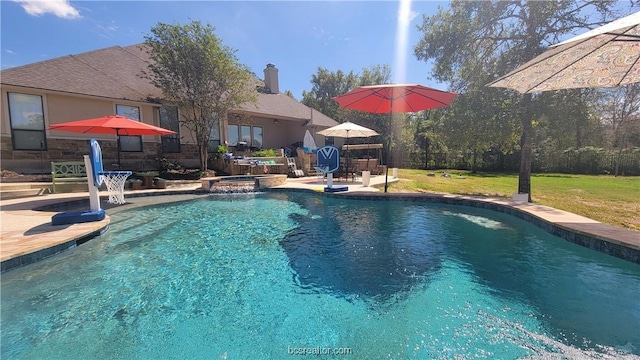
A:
[154, 177, 168, 189]
[128, 178, 142, 190]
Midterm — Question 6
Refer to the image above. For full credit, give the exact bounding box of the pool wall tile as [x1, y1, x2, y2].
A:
[1, 227, 107, 273]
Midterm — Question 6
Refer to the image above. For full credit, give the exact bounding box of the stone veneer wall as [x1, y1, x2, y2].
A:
[1, 137, 201, 173]
[210, 157, 289, 176]
[256, 174, 287, 188]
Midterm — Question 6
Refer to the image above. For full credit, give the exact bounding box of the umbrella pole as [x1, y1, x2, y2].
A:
[116, 131, 122, 169]
[384, 100, 393, 193]
[366, 141, 371, 175]
[384, 149, 390, 192]
[346, 131, 349, 182]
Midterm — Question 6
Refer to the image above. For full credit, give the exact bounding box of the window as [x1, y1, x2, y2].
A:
[228, 124, 263, 149]
[207, 113, 221, 151]
[159, 106, 180, 153]
[252, 126, 263, 148]
[240, 125, 251, 144]
[227, 124, 239, 146]
[116, 104, 142, 152]
[8, 93, 47, 150]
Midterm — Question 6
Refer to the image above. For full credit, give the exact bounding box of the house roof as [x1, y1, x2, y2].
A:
[1, 45, 163, 101]
[0, 44, 338, 128]
[238, 92, 338, 127]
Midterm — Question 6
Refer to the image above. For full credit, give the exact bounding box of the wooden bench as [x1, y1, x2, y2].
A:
[51, 161, 88, 193]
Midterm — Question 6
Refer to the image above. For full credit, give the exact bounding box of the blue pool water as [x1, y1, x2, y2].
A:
[2, 192, 639, 359]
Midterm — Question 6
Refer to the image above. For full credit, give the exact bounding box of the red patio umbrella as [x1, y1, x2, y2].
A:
[333, 84, 457, 192]
[48, 115, 176, 168]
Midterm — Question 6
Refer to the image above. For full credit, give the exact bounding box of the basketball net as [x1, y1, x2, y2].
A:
[100, 172, 130, 204]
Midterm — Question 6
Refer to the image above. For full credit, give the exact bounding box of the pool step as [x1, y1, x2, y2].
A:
[0, 182, 52, 199]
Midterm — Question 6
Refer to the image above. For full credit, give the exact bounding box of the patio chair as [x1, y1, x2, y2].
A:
[287, 157, 304, 177]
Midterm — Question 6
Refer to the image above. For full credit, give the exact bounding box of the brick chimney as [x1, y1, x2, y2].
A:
[263, 63, 279, 94]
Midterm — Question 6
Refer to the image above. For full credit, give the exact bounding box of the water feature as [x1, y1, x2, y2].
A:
[208, 180, 258, 194]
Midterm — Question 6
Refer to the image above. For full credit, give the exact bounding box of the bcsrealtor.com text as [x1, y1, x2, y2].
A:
[288, 346, 353, 356]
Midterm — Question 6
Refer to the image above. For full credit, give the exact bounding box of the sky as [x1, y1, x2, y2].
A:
[1, 0, 450, 100]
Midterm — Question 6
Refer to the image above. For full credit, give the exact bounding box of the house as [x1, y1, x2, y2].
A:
[0, 44, 338, 173]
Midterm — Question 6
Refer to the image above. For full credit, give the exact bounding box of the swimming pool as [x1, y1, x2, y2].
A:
[2, 192, 639, 359]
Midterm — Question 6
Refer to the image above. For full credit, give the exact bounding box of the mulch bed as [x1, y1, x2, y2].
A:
[0, 169, 217, 183]
[0, 170, 51, 183]
[159, 169, 201, 180]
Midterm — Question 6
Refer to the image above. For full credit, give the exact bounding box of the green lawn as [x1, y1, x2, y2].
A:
[390, 169, 640, 231]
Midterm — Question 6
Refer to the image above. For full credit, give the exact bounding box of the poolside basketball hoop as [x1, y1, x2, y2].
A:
[100, 171, 131, 204]
[316, 145, 348, 193]
[89, 139, 131, 205]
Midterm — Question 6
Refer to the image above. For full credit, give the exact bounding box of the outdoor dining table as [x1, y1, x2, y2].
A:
[339, 161, 359, 182]
[135, 171, 159, 188]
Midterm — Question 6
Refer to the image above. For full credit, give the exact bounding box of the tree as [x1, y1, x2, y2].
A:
[301, 67, 359, 121]
[301, 65, 392, 124]
[535, 90, 604, 150]
[414, 1, 621, 199]
[284, 90, 296, 100]
[412, 111, 447, 169]
[143, 21, 256, 171]
[598, 83, 640, 175]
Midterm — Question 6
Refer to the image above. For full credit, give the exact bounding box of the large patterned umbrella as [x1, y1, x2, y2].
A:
[488, 11, 640, 93]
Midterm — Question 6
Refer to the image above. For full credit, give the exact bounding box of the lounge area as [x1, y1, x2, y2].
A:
[339, 143, 385, 181]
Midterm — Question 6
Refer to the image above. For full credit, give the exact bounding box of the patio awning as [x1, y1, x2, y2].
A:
[342, 144, 383, 150]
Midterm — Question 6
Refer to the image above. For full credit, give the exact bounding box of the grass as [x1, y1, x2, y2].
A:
[389, 169, 640, 232]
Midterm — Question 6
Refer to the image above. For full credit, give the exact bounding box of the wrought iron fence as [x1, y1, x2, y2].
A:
[399, 148, 640, 175]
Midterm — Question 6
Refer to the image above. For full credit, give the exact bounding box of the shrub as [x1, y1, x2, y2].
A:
[212, 145, 229, 160]
[251, 149, 279, 157]
[156, 157, 183, 172]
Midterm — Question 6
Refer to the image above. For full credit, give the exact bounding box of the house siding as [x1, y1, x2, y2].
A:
[0, 86, 205, 173]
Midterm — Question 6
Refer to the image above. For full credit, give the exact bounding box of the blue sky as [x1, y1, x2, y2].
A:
[1, 0, 449, 100]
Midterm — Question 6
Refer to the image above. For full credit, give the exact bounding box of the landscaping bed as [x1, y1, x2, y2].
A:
[159, 169, 213, 180]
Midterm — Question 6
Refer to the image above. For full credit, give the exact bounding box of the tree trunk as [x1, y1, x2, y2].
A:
[424, 137, 429, 170]
[518, 94, 533, 202]
[471, 149, 478, 174]
[199, 145, 208, 172]
[614, 148, 622, 177]
[575, 120, 582, 148]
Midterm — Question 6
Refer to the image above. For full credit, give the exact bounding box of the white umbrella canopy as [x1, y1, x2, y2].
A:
[317, 121, 380, 138]
[488, 11, 640, 93]
[303, 130, 318, 153]
[318, 122, 379, 181]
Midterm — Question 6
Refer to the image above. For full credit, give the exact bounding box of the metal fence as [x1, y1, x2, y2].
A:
[399, 148, 640, 176]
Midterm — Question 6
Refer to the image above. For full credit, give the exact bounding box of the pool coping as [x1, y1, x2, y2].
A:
[1, 181, 638, 273]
